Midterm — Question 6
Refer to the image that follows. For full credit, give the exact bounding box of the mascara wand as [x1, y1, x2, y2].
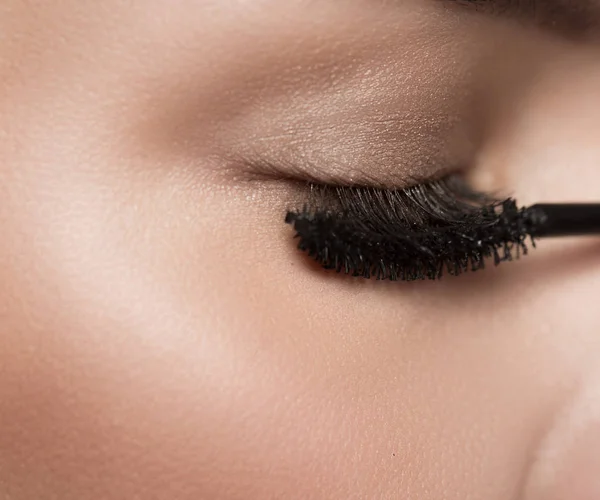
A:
[526, 203, 600, 237]
[286, 200, 600, 281]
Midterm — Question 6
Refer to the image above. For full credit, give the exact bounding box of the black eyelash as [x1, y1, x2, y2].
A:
[285, 176, 539, 281]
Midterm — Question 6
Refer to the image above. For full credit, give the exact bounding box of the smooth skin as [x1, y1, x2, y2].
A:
[1, 1, 600, 499]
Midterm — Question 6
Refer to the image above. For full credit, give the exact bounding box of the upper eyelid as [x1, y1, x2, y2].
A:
[214, 0, 572, 192]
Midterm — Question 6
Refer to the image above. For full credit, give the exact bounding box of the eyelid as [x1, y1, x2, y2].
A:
[226, 148, 463, 193]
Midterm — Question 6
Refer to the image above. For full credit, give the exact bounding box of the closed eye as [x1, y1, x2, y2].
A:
[285, 174, 535, 281]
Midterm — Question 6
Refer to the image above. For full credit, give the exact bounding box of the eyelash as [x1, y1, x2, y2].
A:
[285, 175, 538, 281]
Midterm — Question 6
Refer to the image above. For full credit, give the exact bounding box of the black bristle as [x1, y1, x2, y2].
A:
[285, 177, 540, 281]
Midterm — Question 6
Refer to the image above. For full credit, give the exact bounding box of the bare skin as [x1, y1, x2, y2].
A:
[1, 1, 600, 498]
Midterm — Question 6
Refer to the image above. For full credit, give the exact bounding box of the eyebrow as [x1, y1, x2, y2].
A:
[443, 0, 600, 36]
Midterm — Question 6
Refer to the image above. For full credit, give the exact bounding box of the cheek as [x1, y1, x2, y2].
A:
[0, 170, 373, 498]
[524, 379, 600, 500]
[3, 165, 597, 500]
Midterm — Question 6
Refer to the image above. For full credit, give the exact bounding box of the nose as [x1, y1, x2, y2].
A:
[496, 47, 600, 500]
[477, 45, 600, 207]
[523, 369, 600, 500]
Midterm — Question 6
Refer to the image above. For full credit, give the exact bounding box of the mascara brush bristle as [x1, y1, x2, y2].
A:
[285, 199, 539, 281]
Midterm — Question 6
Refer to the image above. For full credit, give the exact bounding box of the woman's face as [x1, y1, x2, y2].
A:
[2, 1, 600, 498]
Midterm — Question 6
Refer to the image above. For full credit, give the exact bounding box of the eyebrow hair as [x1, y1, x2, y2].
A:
[444, 0, 600, 37]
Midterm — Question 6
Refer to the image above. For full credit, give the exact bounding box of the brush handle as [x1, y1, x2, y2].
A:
[528, 203, 600, 237]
